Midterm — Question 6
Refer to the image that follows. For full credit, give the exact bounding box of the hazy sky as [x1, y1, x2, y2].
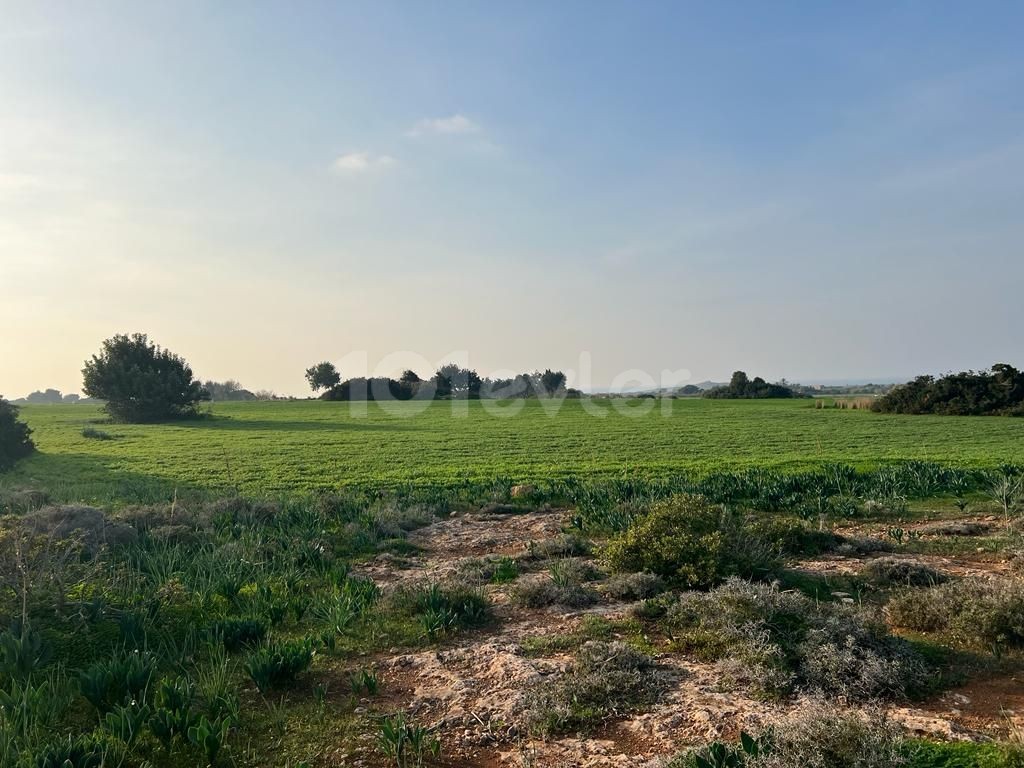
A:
[2, 2, 1023, 397]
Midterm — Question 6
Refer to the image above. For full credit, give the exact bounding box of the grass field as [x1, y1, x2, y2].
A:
[5, 398, 1024, 502]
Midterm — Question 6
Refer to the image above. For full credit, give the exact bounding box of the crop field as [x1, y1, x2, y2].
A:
[6, 399, 1024, 503]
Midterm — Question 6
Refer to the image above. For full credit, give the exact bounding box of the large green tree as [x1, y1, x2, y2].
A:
[0, 397, 34, 471]
[82, 333, 209, 422]
[305, 361, 341, 393]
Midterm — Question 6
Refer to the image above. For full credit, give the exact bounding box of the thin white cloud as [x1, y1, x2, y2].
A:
[407, 113, 481, 137]
[331, 152, 396, 174]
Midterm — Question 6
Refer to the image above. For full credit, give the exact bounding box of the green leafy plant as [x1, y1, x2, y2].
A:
[350, 667, 380, 696]
[376, 712, 441, 768]
[213, 617, 268, 652]
[102, 700, 151, 745]
[0, 624, 51, 682]
[245, 639, 315, 692]
[187, 714, 232, 765]
[78, 650, 156, 714]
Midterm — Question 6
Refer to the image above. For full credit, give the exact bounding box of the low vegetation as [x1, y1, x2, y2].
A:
[670, 705, 910, 768]
[603, 495, 805, 587]
[652, 579, 931, 701]
[524, 641, 660, 735]
[886, 576, 1024, 650]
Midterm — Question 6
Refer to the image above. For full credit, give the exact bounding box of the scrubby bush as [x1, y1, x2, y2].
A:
[526, 533, 590, 559]
[0, 397, 34, 471]
[603, 571, 666, 601]
[886, 577, 1024, 649]
[603, 495, 780, 588]
[511, 573, 599, 609]
[859, 558, 949, 588]
[919, 521, 991, 537]
[81, 427, 114, 441]
[834, 536, 893, 557]
[662, 579, 929, 700]
[524, 641, 659, 735]
[671, 704, 908, 767]
[458, 555, 520, 584]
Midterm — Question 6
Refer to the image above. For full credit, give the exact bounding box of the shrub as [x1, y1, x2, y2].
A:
[30, 732, 123, 768]
[213, 617, 269, 652]
[671, 704, 908, 767]
[80, 427, 114, 441]
[663, 579, 929, 701]
[859, 558, 949, 588]
[603, 571, 666, 601]
[82, 333, 209, 422]
[886, 577, 1024, 649]
[603, 495, 780, 588]
[78, 650, 156, 713]
[245, 639, 315, 692]
[526, 533, 590, 559]
[918, 521, 991, 537]
[524, 641, 659, 735]
[0, 397, 34, 471]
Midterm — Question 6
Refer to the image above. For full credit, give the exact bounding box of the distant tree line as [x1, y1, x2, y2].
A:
[201, 380, 277, 401]
[11, 389, 98, 405]
[0, 397, 34, 471]
[704, 371, 808, 399]
[306, 361, 575, 401]
[872, 364, 1024, 416]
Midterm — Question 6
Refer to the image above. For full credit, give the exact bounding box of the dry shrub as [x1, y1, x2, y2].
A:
[19, 505, 137, 554]
[663, 579, 929, 701]
[603, 571, 666, 601]
[523, 641, 659, 735]
[886, 576, 1024, 649]
[669, 704, 908, 768]
[919, 520, 991, 537]
[859, 557, 949, 587]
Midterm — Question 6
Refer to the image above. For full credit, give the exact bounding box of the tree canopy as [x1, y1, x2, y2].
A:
[0, 397, 34, 471]
[305, 362, 341, 393]
[82, 333, 210, 422]
[704, 371, 805, 399]
[872, 364, 1024, 416]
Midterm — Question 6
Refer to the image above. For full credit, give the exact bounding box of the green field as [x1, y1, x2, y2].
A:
[6, 399, 1024, 502]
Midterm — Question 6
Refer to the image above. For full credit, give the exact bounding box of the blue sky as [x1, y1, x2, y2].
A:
[2, 2, 1023, 396]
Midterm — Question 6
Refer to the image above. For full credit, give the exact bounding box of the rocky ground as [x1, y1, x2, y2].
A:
[344, 506, 1023, 767]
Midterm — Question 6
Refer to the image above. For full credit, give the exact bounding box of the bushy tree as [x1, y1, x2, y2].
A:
[0, 397, 34, 471]
[873, 363, 1024, 416]
[399, 369, 422, 385]
[82, 333, 209, 422]
[539, 369, 567, 396]
[704, 370, 804, 399]
[203, 380, 257, 401]
[433, 364, 481, 398]
[304, 362, 341, 393]
[320, 377, 416, 401]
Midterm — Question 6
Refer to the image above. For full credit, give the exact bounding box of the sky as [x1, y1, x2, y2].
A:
[2, 1, 1023, 397]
